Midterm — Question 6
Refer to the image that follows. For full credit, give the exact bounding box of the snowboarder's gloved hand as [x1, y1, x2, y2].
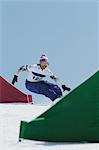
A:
[12, 75, 18, 85]
[62, 85, 71, 92]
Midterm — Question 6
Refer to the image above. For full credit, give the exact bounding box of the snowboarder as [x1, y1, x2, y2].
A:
[12, 54, 71, 101]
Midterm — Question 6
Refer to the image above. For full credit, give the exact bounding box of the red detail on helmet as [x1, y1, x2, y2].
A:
[40, 54, 48, 61]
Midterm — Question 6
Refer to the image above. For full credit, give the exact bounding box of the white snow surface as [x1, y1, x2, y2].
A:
[0, 98, 99, 150]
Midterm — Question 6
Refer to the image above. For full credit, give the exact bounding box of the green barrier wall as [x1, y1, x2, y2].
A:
[19, 71, 99, 142]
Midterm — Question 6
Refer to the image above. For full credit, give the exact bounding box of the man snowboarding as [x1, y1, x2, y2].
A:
[12, 54, 71, 101]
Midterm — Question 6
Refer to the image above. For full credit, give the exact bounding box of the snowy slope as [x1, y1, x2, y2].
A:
[0, 100, 99, 150]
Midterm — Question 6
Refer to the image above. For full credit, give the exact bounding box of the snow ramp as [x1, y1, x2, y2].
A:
[19, 71, 99, 142]
[0, 76, 32, 103]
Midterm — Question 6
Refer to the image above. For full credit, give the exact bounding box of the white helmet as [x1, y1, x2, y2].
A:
[39, 54, 49, 64]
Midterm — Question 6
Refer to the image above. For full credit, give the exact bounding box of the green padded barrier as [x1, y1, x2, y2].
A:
[19, 71, 99, 142]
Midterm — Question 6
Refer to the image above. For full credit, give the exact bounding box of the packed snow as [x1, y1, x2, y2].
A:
[0, 98, 99, 150]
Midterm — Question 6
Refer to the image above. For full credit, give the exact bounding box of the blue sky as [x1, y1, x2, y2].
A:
[0, 0, 98, 97]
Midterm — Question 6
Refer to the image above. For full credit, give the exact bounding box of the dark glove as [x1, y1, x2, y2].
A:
[62, 85, 71, 92]
[12, 75, 18, 85]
